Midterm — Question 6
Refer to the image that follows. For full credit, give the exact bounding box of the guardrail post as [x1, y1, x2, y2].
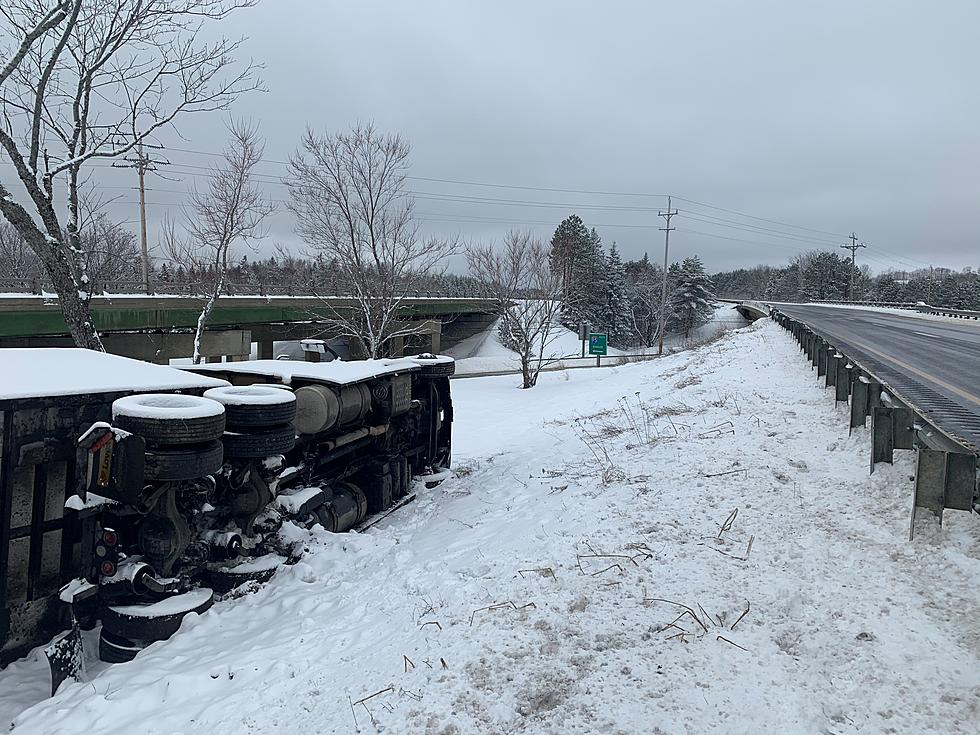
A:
[892, 407, 914, 450]
[817, 343, 828, 376]
[811, 338, 820, 368]
[850, 376, 870, 430]
[944, 453, 977, 511]
[825, 351, 840, 388]
[834, 359, 850, 402]
[867, 380, 882, 409]
[913, 449, 945, 520]
[871, 406, 894, 470]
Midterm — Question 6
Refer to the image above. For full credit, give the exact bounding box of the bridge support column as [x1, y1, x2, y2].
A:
[258, 339, 274, 360]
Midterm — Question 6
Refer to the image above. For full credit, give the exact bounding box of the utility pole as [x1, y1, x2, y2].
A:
[113, 144, 169, 294]
[657, 195, 677, 355]
[839, 233, 866, 300]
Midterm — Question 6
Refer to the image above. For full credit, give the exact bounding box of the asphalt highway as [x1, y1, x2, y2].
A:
[771, 304, 980, 451]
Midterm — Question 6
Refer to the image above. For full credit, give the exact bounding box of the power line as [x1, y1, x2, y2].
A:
[671, 194, 848, 239]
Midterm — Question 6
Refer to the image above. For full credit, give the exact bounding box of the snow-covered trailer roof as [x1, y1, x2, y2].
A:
[184, 357, 423, 387]
[0, 348, 228, 403]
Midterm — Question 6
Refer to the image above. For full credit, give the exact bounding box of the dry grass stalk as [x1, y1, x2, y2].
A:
[702, 535, 755, 561]
[518, 567, 557, 581]
[716, 635, 749, 651]
[645, 598, 709, 633]
[731, 601, 751, 631]
[469, 600, 536, 626]
[718, 508, 739, 538]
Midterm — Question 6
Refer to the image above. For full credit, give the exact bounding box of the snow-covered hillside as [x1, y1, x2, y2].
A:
[447, 305, 748, 375]
[4, 318, 978, 734]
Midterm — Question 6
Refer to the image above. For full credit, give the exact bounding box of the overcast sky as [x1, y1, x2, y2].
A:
[91, 0, 979, 273]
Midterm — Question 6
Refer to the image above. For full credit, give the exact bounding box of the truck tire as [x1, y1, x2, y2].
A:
[99, 629, 141, 663]
[101, 588, 214, 643]
[412, 354, 456, 377]
[204, 554, 284, 594]
[203, 386, 296, 429]
[144, 441, 224, 481]
[222, 425, 296, 458]
[112, 394, 225, 445]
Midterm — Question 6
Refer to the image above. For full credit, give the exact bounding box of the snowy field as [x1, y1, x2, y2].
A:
[3, 318, 979, 734]
[447, 305, 749, 375]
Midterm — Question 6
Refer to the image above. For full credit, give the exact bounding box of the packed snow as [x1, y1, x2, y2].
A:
[0, 349, 226, 401]
[203, 385, 297, 407]
[2, 318, 978, 734]
[112, 393, 225, 421]
[188, 357, 423, 386]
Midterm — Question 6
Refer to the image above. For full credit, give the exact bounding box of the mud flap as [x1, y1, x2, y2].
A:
[44, 622, 83, 695]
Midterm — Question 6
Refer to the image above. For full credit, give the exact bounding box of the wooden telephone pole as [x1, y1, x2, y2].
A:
[657, 196, 677, 355]
[840, 233, 866, 300]
[113, 144, 169, 294]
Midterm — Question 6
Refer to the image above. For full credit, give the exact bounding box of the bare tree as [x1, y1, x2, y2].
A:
[61, 214, 143, 290]
[163, 120, 272, 363]
[286, 123, 459, 359]
[467, 231, 563, 389]
[0, 219, 43, 281]
[0, 1, 261, 349]
[0, 204, 138, 288]
[625, 260, 668, 348]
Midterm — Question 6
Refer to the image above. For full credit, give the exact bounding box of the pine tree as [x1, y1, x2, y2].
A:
[599, 243, 635, 346]
[549, 215, 605, 330]
[669, 256, 715, 337]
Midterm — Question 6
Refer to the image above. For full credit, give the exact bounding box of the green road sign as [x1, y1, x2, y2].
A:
[588, 332, 607, 356]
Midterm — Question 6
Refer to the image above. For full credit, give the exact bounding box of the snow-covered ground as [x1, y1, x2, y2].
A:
[447, 305, 748, 375]
[3, 318, 979, 734]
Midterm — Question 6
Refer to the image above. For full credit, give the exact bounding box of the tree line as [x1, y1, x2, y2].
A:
[548, 214, 715, 348]
[713, 251, 980, 310]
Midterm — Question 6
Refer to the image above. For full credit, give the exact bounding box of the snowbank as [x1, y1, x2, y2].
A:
[4, 318, 977, 734]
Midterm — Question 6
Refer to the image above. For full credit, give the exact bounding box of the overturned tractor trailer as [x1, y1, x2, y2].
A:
[0, 348, 453, 684]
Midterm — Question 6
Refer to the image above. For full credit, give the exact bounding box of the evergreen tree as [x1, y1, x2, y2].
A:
[549, 215, 605, 330]
[669, 256, 715, 337]
[600, 243, 635, 346]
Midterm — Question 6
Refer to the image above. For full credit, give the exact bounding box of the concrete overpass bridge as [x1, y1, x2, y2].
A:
[0, 294, 498, 363]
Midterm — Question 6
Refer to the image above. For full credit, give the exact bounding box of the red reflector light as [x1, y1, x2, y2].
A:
[89, 432, 113, 454]
[100, 561, 116, 576]
[102, 530, 118, 546]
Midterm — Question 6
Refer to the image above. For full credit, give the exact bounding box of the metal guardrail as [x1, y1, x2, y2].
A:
[801, 299, 980, 320]
[769, 307, 978, 538]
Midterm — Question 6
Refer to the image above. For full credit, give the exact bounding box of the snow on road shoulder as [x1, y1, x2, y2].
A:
[7, 319, 979, 734]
